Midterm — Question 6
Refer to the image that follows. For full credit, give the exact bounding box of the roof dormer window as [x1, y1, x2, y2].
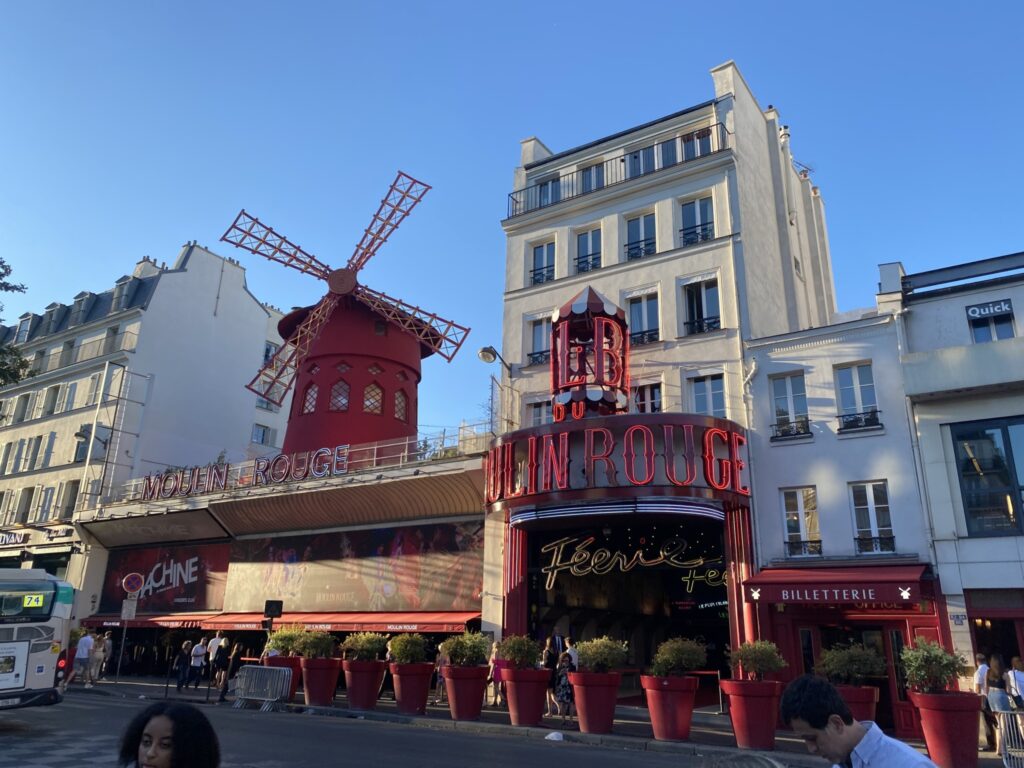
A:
[15, 316, 32, 344]
[111, 277, 134, 313]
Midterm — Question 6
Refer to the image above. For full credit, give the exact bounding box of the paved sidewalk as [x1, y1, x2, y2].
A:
[65, 676, 1004, 768]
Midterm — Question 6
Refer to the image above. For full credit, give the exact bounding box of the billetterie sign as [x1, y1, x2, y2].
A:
[138, 444, 350, 501]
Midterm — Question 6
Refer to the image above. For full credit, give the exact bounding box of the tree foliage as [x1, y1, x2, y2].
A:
[0, 257, 28, 386]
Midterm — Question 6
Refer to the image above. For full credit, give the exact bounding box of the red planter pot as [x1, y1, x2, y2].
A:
[641, 674, 699, 741]
[342, 659, 386, 711]
[264, 656, 302, 703]
[503, 668, 550, 727]
[721, 679, 784, 750]
[443, 665, 489, 721]
[390, 662, 434, 716]
[300, 658, 341, 707]
[908, 691, 981, 768]
[569, 671, 621, 735]
[836, 684, 879, 723]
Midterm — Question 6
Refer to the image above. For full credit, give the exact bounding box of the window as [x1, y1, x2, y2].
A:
[15, 487, 35, 524]
[682, 127, 712, 160]
[625, 214, 656, 260]
[337, 362, 351, 373]
[628, 293, 659, 345]
[329, 380, 350, 412]
[15, 317, 31, 344]
[85, 373, 101, 406]
[683, 278, 720, 335]
[59, 480, 80, 519]
[659, 138, 677, 168]
[0, 443, 11, 476]
[62, 382, 77, 412]
[681, 196, 714, 246]
[364, 383, 383, 414]
[971, 315, 1014, 343]
[526, 400, 553, 427]
[835, 363, 879, 430]
[263, 341, 279, 364]
[41, 386, 60, 417]
[301, 383, 318, 414]
[952, 418, 1024, 536]
[850, 481, 895, 553]
[771, 373, 809, 438]
[531, 242, 555, 285]
[112, 279, 132, 312]
[575, 229, 601, 273]
[783, 487, 821, 556]
[256, 396, 279, 412]
[626, 146, 655, 178]
[579, 164, 604, 194]
[37, 487, 55, 523]
[633, 383, 662, 414]
[12, 393, 31, 424]
[251, 423, 272, 445]
[70, 296, 89, 326]
[103, 326, 119, 354]
[693, 374, 725, 418]
[367, 363, 383, 375]
[26, 435, 42, 471]
[529, 318, 552, 365]
[394, 390, 408, 422]
[59, 340, 74, 367]
[537, 175, 561, 208]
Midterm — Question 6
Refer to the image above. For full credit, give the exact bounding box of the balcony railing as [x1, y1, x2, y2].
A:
[771, 417, 811, 440]
[26, 331, 137, 376]
[507, 123, 730, 217]
[526, 350, 551, 366]
[837, 409, 882, 432]
[630, 329, 660, 346]
[786, 539, 823, 557]
[855, 535, 896, 554]
[575, 253, 601, 274]
[530, 265, 555, 286]
[680, 221, 715, 247]
[625, 238, 657, 261]
[684, 316, 721, 335]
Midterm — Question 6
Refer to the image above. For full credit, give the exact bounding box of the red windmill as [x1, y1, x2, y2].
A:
[221, 171, 470, 457]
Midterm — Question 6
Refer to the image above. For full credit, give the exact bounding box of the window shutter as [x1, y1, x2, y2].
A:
[30, 484, 44, 522]
[27, 391, 40, 420]
[40, 432, 56, 469]
[86, 374, 100, 406]
[12, 439, 24, 473]
[55, 383, 67, 414]
[54, 481, 66, 518]
[63, 382, 77, 412]
[39, 486, 54, 522]
[0, 399, 9, 424]
[268, 428, 278, 448]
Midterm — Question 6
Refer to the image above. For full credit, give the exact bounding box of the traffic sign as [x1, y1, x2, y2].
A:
[122, 572, 144, 594]
[120, 598, 137, 620]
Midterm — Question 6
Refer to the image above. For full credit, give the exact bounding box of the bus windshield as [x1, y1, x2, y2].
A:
[0, 580, 57, 622]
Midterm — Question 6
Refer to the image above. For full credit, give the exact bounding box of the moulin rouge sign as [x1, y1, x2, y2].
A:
[485, 287, 749, 510]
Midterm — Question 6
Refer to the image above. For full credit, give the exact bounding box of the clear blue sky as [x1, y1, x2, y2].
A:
[2, 2, 1022, 432]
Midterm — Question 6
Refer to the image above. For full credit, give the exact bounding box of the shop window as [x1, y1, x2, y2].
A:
[771, 373, 809, 439]
[782, 487, 821, 557]
[301, 383, 318, 414]
[329, 380, 350, 412]
[952, 417, 1024, 536]
[364, 383, 383, 414]
[850, 481, 895, 553]
[835, 363, 880, 431]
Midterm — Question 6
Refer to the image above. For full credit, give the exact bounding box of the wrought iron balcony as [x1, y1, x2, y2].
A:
[771, 417, 811, 440]
[630, 329, 660, 346]
[530, 265, 555, 286]
[526, 350, 551, 366]
[625, 238, 657, 261]
[855, 535, 896, 554]
[25, 331, 138, 377]
[507, 123, 730, 218]
[680, 221, 715, 247]
[837, 409, 882, 432]
[786, 539, 823, 557]
[575, 253, 601, 273]
[684, 316, 721, 335]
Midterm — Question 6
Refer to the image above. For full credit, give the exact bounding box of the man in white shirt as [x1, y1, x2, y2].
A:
[975, 652, 996, 751]
[189, 637, 208, 689]
[207, 631, 225, 672]
[782, 674, 937, 767]
[565, 636, 579, 669]
[65, 629, 95, 689]
[1010, 656, 1024, 708]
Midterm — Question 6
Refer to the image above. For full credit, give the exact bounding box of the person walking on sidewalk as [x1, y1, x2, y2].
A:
[101, 631, 115, 678]
[173, 640, 193, 692]
[976, 651, 997, 751]
[781, 674, 937, 766]
[189, 637, 208, 689]
[65, 629, 95, 689]
[218, 642, 244, 703]
[88, 630, 106, 685]
[211, 635, 230, 691]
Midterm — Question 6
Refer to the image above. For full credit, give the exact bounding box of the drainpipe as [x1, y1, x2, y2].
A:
[740, 353, 760, 642]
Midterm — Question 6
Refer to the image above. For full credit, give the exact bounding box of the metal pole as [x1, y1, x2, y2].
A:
[115, 623, 127, 683]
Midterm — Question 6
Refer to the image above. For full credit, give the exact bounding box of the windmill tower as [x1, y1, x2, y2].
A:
[221, 172, 470, 456]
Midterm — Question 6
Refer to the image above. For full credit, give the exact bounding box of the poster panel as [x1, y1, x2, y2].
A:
[0, 641, 28, 692]
[99, 543, 230, 613]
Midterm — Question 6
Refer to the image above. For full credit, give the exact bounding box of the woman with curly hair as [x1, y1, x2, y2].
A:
[118, 701, 220, 768]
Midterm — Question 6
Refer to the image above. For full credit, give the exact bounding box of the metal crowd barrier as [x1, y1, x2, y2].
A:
[998, 711, 1024, 768]
[232, 664, 292, 713]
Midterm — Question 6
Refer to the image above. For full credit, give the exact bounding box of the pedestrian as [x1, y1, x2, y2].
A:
[542, 635, 558, 716]
[432, 643, 448, 705]
[487, 641, 506, 707]
[554, 651, 575, 726]
[65, 628, 95, 689]
[207, 631, 225, 680]
[976, 651, 997, 751]
[89, 630, 107, 685]
[189, 636, 208, 689]
[218, 642, 244, 703]
[102, 631, 115, 677]
[565, 636, 579, 670]
[988, 654, 1014, 756]
[212, 635, 231, 691]
[173, 640, 192, 692]
[118, 701, 220, 768]
[1010, 656, 1024, 709]
[781, 674, 937, 766]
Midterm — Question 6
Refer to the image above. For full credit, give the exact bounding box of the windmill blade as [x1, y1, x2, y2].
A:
[245, 294, 340, 406]
[346, 171, 431, 274]
[222, 210, 332, 279]
[354, 285, 469, 362]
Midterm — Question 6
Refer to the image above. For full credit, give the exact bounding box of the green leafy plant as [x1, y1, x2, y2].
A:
[729, 640, 787, 681]
[818, 643, 887, 685]
[576, 636, 628, 673]
[266, 624, 307, 655]
[388, 633, 429, 664]
[497, 634, 541, 670]
[441, 632, 491, 666]
[294, 630, 336, 659]
[650, 637, 707, 677]
[70, 627, 88, 647]
[341, 631, 388, 661]
[900, 639, 968, 694]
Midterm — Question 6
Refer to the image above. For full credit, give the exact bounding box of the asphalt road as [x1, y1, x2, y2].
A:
[0, 692, 743, 768]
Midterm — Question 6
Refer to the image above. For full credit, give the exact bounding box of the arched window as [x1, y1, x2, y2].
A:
[329, 380, 350, 412]
[301, 383, 318, 414]
[363, 383, 383, 414]
[394, 390, 408, 422]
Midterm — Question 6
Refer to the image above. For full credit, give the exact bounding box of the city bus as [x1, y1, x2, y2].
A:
[0, 568, 73, 710]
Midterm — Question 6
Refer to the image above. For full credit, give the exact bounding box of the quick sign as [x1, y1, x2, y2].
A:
[965, 299, 1012, 319]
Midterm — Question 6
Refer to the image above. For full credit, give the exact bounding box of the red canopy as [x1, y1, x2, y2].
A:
[201, 611, 480, 633]
[743, 564, 931, 605]
[80, 613, 217, 629]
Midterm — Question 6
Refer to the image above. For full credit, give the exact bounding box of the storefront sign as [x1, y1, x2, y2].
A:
[746, 582, 917, 605]
[100, 543, 229, 613]
[0, 532, 27, 547]
[45, 528, 74, 541]
[965, 299, 1012, 319]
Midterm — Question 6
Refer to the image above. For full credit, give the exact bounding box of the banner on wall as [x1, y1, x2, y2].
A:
[224, 522, 484, 613]
[99, 543, 230, 614]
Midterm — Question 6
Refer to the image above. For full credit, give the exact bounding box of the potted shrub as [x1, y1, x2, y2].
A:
[440, 632, 491, 721]
[817, 643, 886, 722]
[294, 630, 340, 707]
[901, 639, 977, 768]
[721, 640, 787, 750]
[641, 637, 707, 741]
[388, 633, 434, 715]
[263, 624, 306, 702]
[570, 636, 628, 734]
[497, 635, 548, 727]
[341, 631, 388, 711]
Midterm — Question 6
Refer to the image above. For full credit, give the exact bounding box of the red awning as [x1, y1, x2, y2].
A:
[743, 564, 931, 605]
[80, 613, 217, 629]
[201, 611, 481, 634]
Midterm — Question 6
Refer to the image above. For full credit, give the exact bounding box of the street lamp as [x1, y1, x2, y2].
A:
[477, 345, 512, 374]
[74, 430, 108, 448]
